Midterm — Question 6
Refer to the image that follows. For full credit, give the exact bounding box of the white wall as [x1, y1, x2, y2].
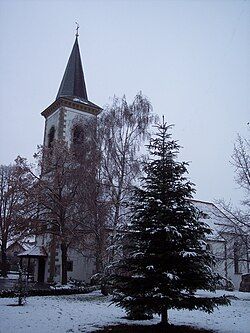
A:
[43, 109, 61, 146]
[67, 249, 96, 283]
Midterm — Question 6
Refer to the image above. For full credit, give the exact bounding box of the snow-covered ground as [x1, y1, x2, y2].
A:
[0, 272, 19, 280]
[0, 290, 249, 333]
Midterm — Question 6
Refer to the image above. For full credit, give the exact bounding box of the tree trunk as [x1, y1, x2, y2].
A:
[114, 202, 120, 228]
[1, 240, 8, 277]
[161, 307, 169, 326]
[94, 198, 105, 274]
[109, 202, 120, 261]
[95, 245, 103, 273]
[224, 241, 228, 281]
[246, 235, 249, 273]
[61, 242, 68, 285]
[48, 236, 56, 282]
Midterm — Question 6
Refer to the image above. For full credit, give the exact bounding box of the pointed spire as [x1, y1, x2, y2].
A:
[56, 36, 88, 101]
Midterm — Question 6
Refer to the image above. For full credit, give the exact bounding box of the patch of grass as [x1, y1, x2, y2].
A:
[93, 324, 214, 333]
[60, 293, 108, 304]
[0, 285, 99, 298]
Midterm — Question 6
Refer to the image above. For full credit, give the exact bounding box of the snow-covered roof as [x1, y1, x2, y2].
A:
[22, 242, 36, 251]
[18, 246, 48, 257]
[191, 199, 234, 241]
[6, 239, 35, 251]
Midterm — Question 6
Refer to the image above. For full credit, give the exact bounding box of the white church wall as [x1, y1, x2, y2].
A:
[223, 232, 248, 290]
[208, 240, 226, 277]
[207, 239, 242, 289]
[33, 234, 50, 282]
[47, 246, 95, 283]
[227, 259, 244, 290]
[44, 108, 61, 146]
[193, 200, 249, 290]
[67, 248, 96, 283]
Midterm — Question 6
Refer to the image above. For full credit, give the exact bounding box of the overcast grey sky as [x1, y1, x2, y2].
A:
[0, 0, 249, 204]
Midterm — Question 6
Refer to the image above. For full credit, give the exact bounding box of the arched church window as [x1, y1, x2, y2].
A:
[48, 126, 55, 148]
[72, 124, 84, 145]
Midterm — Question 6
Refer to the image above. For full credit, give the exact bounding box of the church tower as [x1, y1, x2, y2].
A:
[41, 34, 102, 147]
[33, 33, 102, 284]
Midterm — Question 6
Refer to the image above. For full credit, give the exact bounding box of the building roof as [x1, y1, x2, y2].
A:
[56, 36, 88, 101]
[18, 246, 48, 258]
[191, 199, 235, 241]
[7, 239, 36, 251]
[41, 96, 102, 119]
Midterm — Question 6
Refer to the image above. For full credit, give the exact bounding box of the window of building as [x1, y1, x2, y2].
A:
[67, 261, 73, 272]
[48, 126, 55, 148]
[72, 125, 84, 145]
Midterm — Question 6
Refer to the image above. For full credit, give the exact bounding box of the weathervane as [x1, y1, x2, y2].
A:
[75, 22, 79, 37]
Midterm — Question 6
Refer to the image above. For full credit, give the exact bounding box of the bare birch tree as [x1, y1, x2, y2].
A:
[217, 133, 250, 273]
[232, 134, 250, 197]
[98, 92, 156, 231]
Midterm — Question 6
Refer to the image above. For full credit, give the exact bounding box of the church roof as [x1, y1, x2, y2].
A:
[18, 246, 48, 258]
[191, 199, 237, 241]
[56, 36, 88, 101]
[42, 35, 102, 118]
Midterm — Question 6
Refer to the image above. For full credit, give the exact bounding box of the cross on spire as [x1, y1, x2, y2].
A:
[75, 22, 79, 38]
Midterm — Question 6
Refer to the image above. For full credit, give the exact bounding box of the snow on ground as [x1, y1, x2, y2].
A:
[169, 290, 250, 333]
[0, 273, 19, 280]
[0, 290, 249, 333]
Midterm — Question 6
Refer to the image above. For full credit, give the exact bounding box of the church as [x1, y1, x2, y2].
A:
[19, 32, 103, 285]
[18, 33, 249, 291]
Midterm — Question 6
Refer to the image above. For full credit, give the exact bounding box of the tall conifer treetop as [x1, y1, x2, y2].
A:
[111, 120, 229, 324]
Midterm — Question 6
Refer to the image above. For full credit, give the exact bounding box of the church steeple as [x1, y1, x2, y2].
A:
[56, 36, 88, 101]
[41, 34, 102, 122]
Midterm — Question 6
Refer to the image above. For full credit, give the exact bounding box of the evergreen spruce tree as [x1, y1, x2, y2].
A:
[111, 120, 230, 325]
